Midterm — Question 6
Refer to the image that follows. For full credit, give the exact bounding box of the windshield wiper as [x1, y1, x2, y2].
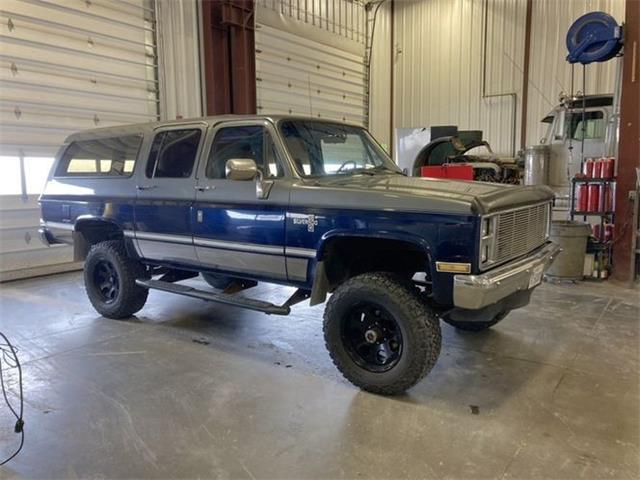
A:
[370, 165, 406, 175]
[336, 167, 376, 176]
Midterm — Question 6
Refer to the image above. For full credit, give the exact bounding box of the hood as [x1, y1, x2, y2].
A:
[298, 174, 553, 215]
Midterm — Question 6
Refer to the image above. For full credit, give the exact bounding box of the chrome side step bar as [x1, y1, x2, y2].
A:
[136, 279, 310, 316]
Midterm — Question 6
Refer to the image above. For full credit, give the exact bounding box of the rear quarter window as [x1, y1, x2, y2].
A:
[55, 134, 143, 177]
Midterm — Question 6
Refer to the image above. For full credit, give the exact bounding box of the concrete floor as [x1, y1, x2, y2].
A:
[0, 272, 638, 479]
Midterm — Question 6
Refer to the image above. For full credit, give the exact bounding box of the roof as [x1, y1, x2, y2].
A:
[64, 114, 362, 142]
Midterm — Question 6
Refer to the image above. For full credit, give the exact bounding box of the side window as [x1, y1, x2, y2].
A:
[206, 126, 284, 179]
[55, 135, 142, 177]
[571, 111, 606, 140]
[146, 129, 202, 179]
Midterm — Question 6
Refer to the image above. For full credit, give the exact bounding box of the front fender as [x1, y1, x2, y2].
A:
[318, 229, 433, 259]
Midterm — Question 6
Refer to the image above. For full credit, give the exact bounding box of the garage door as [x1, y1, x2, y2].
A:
[0, 0, 158, 281]
[255, 2, 366, 126]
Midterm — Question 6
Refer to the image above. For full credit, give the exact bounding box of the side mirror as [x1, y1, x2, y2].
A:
[225, 158, 257, 181]
[224, 158, 274, 199]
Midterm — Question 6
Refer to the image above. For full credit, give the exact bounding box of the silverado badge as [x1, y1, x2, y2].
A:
[293, 214, 319, 232]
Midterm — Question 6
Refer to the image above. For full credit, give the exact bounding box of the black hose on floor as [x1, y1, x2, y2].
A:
[0, 331, 24, 466]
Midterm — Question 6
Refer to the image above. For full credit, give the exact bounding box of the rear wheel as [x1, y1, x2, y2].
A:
[442, 311, 509, 332]
[201, 273, 256, 290]
[201, 273, 235, 290]
[84, 240, 148, 319]
[323, 272, 441, 395]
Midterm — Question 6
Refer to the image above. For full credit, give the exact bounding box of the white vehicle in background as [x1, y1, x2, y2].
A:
[539, 93, 617, 203]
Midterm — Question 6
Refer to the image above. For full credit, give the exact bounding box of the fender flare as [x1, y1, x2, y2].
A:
[73, 216, 126, 261]
[308, 230, 435, 306]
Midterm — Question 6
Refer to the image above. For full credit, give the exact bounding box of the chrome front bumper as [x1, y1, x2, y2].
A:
[453, 242, 561, 310]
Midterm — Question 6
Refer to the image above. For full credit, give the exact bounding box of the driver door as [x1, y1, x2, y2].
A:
[192, 121, 290, 281]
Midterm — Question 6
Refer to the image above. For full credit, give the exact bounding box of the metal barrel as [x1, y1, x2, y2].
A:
[524, 145, 550, 186]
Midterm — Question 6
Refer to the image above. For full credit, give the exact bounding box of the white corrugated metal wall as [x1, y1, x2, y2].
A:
[389, 0, 527, 156]
[369, 0, 625, 156]
[155, 0, 204, 121]
[526, 0, 625, 145]
[0, 0, 158, 281]
[367, 0, 392, 149]
[255, 0, 367, 125]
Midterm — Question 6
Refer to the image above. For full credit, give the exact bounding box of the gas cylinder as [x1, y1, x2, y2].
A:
[577, 185, 589, 211]
[583, 159, 595, 178]
[593, 159, 603, 178]
[601, 157, 615, 179]
[602, 184, 612, 212]
[587, 184, 600, 212]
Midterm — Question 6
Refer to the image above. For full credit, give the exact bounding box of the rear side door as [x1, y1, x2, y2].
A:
[192, 121, 291, 282]
[133, 124, 205, 266]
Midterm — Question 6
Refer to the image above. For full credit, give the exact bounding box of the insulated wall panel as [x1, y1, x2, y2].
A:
[390, 0, 526, 157]
[525, 0, 625, 146]
[0, 0, 158, 280]
[255, 0, 367, 125]
[156, 0, 204, 120]
[369, 0, 626, 157]
[367, 0, 391, 149]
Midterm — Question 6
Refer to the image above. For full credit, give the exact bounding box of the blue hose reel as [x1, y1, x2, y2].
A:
[566, 12, 623, 64]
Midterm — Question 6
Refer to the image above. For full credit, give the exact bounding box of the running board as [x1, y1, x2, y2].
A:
[136, 279, 308, 315]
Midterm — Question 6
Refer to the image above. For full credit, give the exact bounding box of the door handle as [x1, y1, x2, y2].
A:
[195, 185, 214, 192]
[136, 185, 157, 191]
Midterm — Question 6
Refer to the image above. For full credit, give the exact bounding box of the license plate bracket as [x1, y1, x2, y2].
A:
[528, 264, 544, 289]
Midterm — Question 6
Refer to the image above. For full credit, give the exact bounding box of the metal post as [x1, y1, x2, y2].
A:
[612, 0, 640, 283]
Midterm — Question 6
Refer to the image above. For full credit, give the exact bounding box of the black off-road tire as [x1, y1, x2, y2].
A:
[323, 272, 442, 395]
[442, 311, 509, 332]
[84, 240, 149, 319]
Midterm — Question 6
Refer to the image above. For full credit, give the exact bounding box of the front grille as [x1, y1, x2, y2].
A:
[493, 203, 550, 264]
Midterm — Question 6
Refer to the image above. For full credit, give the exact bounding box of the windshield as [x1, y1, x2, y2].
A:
[279, 120, 401, 177]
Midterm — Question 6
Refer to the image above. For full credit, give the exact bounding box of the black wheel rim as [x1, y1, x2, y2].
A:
[341, 303, 403, 373]
[93, 259, 119, 304]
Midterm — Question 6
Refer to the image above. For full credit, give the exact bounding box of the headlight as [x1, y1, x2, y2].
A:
[479, 216, 496, 267]
[481, 218, 491, 237]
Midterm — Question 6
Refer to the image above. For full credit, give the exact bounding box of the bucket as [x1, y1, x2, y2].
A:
[546, 220, 591, 280]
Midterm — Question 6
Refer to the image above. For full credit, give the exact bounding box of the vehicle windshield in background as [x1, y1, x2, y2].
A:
[279, 120, 400, 177]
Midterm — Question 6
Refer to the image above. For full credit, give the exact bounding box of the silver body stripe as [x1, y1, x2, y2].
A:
[285, 247, 316, 258]
[125, 231, 316, 259]
[44, 221, 74, 231]
[193, 238, 283, 255]
[134, 231, 193, 244]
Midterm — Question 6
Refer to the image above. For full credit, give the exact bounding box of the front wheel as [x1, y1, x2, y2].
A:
[442, 311, 509, 332]
[323, 272, 442, 395]
[84, 240, 149, 319]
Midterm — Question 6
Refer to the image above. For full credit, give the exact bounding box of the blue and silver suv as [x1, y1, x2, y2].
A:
[39, 116, 559, 394]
